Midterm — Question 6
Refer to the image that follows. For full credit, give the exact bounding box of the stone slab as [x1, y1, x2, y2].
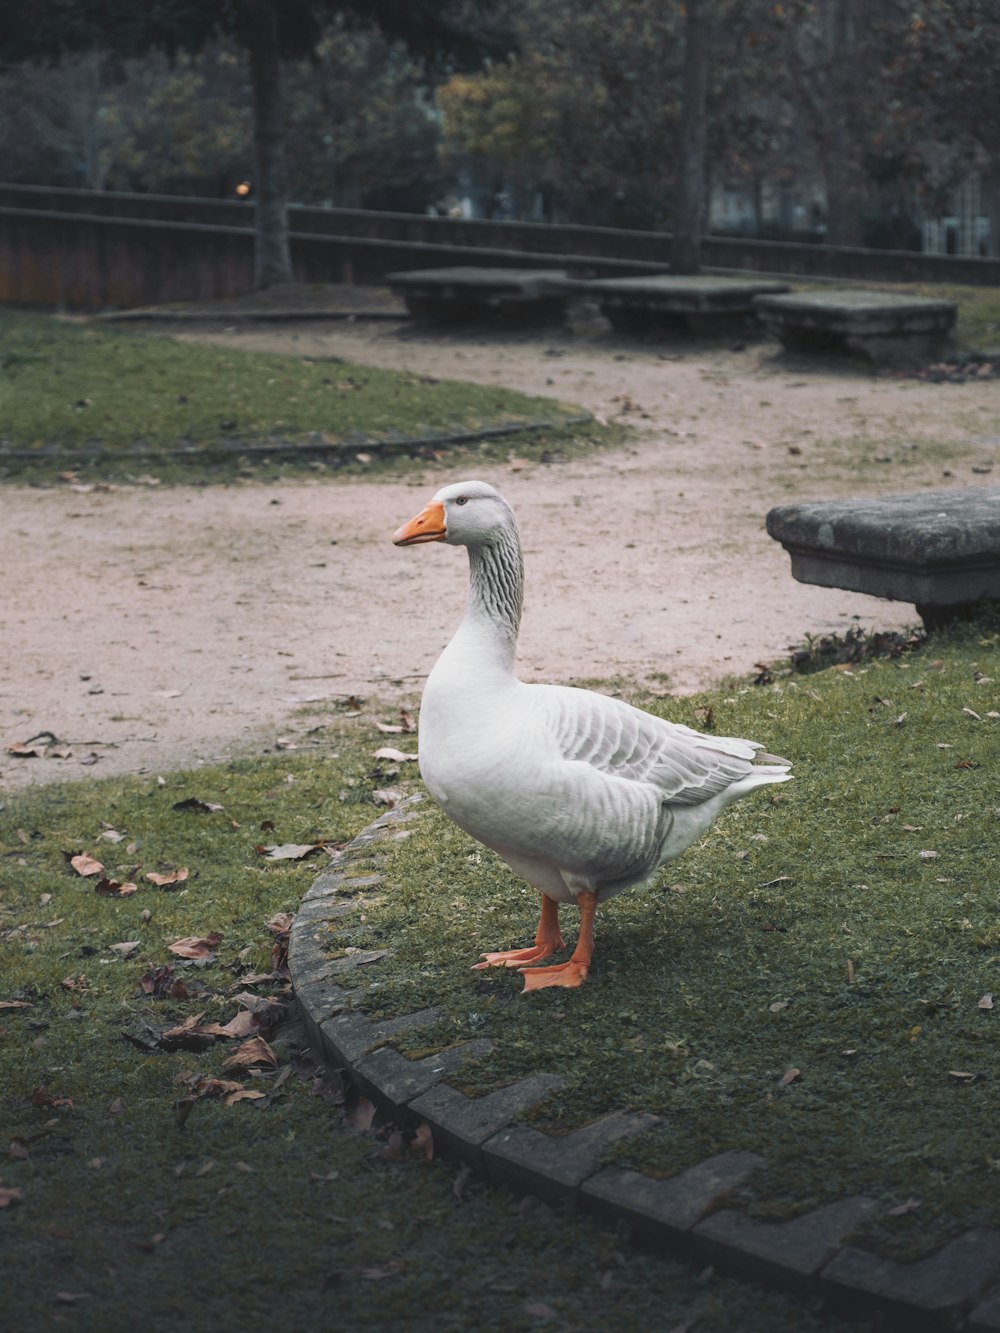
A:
[387, 267, 569, 323]
[766, 488, 1000, 616]
[319, 1006, 442, 1066]
[354, 1039, 494, 1108]
[575, 274, 790, 312]
[970, 1283, 1000, 1332]
[694, 1197, 875, 1291]
[580, 1151, 763, 1247]
[755, 289, 956, 364]
[408, 1074, 565, 1167]
[481, 1111, 660, 1203]
[821, 1229, 1000, 1327]
[568, 274, 789, 336]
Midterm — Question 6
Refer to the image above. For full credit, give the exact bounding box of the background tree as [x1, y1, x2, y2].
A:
[4, 0, 509, 286]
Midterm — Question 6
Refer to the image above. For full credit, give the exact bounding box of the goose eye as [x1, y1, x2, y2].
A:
[455, 496, 468, 506]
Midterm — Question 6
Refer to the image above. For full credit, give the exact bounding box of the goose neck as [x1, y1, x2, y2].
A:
[463, 529, 523, 668]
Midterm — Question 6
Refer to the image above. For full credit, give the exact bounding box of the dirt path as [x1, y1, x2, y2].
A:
[2, 316, 996, 791]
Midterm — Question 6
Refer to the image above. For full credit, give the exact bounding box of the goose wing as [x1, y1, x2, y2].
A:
[530, 682, 759, 805]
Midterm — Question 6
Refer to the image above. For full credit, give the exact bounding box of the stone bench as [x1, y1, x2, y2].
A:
[754, 290, 957, 366]
[568, 274, 790, 336]
[386, 266, 569, 325]
[766, 488, 1000, 628]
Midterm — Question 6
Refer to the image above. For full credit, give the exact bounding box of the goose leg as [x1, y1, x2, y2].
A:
[472, 894, 565, 970]
[519, 891, 596, 992]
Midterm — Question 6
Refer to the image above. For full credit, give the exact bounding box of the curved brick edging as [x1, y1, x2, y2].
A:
[289, 796, 1000, 1332]
[0, 414, 593, 469]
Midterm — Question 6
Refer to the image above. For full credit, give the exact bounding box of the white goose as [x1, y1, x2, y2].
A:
[393, 480, 791, 992]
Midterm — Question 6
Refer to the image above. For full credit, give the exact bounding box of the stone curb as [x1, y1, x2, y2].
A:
[0, 414, 593, 468]
[100, 307, 407, 323]
[288, 796, 1000, 1330]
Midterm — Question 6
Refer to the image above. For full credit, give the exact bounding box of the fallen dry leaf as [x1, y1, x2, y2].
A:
[0, 1185, 23, 1208]
[146, 868, 189, 887]
[172, 798, 225, 814]
[259, 843, 324, 861]
[347, 1097, 377, 1133]
[221, 1036, 277, 1070]
[780, 1068, 801, 1086]
[888, 1198, 921, 1217]
[372, 788, 403, 807]
[373, 747, 419, 763]
[410, 1121, 434, 1162]
[979, 994, 994, 1011]
[223, 1089, 267, 1105]
[108, 941, 141, 957]
[32, 1087, 73, 1110]
[94, 878, 138, 898]
[69, 853, 104, 878]
[168, 932, 223, 959]
[0, 1000, 32, 1011]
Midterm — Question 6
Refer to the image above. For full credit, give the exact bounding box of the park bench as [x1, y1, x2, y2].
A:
[386, 266, 569, 324]
[569, 274, 790, 335]
[766, 488, 1000, 628]
[754, 290, 957, 365]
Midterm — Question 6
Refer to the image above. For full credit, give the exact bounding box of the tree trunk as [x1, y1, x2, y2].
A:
[672, 0, 709, 274]
[248, 5, 292, 288]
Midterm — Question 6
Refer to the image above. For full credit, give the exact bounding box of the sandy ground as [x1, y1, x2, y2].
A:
[2, 315, 997, 791]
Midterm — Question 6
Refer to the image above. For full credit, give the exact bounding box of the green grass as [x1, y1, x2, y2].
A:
[0, 720, 873, 1332]
[328, 623, 1000, 1264]
[0, 310, 598, 483]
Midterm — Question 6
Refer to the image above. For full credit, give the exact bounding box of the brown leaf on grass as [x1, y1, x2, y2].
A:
[69, 853, 104, 878]
[360, 1264, 403, 1281]
[108, 940, 141, 957]
[256, 842, 322, 861]
[95, 878, 138, 898]
[0, 1185, 23, 1207]
[410, 1121, 434, 1162]
[347, 1096, 377, 1133]
[8, 1140, 29, 1161]
[216, 1009, 258, 1039]
[373, 747, 419, 763]
[32, 1087, 73, 1110]
[147, 868, 189, 887]
[372, 788, 403, 808]
[378, 1130, 405, 1161]
[221, 1036, 277, 1070]
[888, 1198, 921, 1217]
[228, 991, 286, 1016]
[978, 994, 994, 1011]
[780, 1068, 801, 1086]
[223, 1089, 267, 1105]
[168, 932, 223, 959]
[139, 964, 175, 996]
[0, 1000, 31, 1011]
[265, 913, 294, 936]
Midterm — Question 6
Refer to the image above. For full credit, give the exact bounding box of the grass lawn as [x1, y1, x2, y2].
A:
[327, 623, 1000, 1264]
[0, 714, 875, 1332]
[0, 310, 596, 483]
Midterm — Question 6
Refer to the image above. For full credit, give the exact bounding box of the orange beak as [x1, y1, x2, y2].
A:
[392, 500, 446, 546]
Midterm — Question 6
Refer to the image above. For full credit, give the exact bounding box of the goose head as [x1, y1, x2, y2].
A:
[392, 480, 516, 549]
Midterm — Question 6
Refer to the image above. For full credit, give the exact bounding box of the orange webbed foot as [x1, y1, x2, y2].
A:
[472, 895, 565, 972]
[518, 960, 588, 992]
